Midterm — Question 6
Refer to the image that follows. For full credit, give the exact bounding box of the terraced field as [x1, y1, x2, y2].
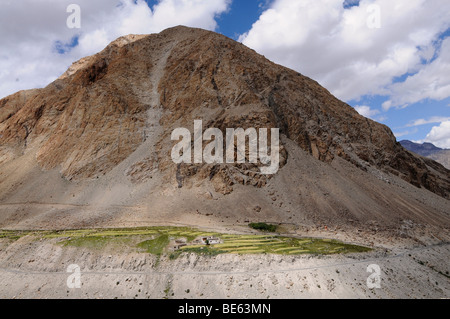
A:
[180, 234, 370, 255]
[0, 227, 371, 256]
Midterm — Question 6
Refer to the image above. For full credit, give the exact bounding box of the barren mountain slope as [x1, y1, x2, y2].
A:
[0, 26, 449, 243]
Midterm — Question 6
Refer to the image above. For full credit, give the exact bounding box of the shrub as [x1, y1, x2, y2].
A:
[249, 223, 277, 232]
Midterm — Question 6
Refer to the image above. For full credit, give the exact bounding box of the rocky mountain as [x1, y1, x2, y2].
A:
[0, 26, 449, 241]
[400, 140, 443, 157]
[400, 140, 450, 170]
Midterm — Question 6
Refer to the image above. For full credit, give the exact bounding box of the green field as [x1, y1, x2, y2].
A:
[0, 227, 371, 257]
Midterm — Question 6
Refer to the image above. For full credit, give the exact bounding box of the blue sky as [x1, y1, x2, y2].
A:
[1, 0, 450, 148]
[217, 0, 272, 40]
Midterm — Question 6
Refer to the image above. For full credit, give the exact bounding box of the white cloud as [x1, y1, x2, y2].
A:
[383, 37, 450, 109]
[406, 116, 450, 127]
[77, 29, 110, 57]
[0, 0, 231, 99]
[239, 0, 450, 104]
[423, 121, 450, 149]
[354, 105, 380, 119]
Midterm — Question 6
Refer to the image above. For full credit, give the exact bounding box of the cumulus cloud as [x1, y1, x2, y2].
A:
[0, 0, 231, 99]
[354, 105, 380, 119]
[383, 37, 450, 109]
[239, 0, 450, 105]
[423, 121, 450, 149]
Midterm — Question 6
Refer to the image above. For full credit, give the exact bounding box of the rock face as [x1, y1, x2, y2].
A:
[0, 26, 449, 237]
[400, 140, 450, 170]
